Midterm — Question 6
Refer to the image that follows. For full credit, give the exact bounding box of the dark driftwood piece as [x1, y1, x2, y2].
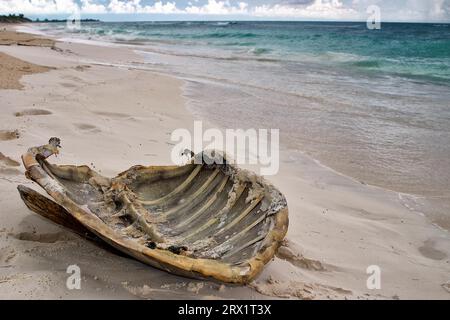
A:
[17, 185, 127, 256]
[18, 185, 98, 240]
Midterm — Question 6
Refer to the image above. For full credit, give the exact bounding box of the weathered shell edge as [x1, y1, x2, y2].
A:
[21, 144, 289, 284]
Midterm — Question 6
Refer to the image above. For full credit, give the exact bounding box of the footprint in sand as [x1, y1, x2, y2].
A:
[94, 111, 128, 118]
[418, 239, 447, 260]
[13, 231, 71, 243]
[0, 167, 21, 175]
[123, 281, 218, 299]
[14, 109, 52, 117]
[442, 281, 450, 294]
[0, 247, 17, 265]
[0, 152, 21, 175]
[74, 65, 91, 72]
[0, 129, 20, 141]
[93, 111, 138, 122]
[0, 153, 20, 167]
[250, 278, 353, 300]
[276, 243, 327, 271]
[60, 82, 78, 88]
[0, 274, 31, 285]
[74, 123, 101, 133]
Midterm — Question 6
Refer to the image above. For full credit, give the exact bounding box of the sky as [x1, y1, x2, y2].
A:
[0, 0, 449, 22]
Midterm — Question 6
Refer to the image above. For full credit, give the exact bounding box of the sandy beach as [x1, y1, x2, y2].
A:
[0, 25, 449, 300]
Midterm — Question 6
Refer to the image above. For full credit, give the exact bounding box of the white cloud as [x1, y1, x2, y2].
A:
[0, 0, 357, 17]
[421, 0, 448, 20]
[0, 0, 79, 14]
[107, 0, 138, 13]
[185, 0, 248, 15]
[0, 0, 449, 21]
[81, 0, 107, 13]
[104, 0, 181, 14]
[141, 1, 181, 14]
[252, 0, 359, 19]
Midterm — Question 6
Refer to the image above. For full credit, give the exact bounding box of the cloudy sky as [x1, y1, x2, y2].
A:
[1, 0, 449, 22]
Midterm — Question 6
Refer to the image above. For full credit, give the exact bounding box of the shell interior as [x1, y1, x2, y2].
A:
[40, 157, 287, 267]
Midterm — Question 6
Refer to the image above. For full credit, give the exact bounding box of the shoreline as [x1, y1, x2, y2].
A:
[0, 25, 449, 299]
[23, 22, 450, 232]
[14, 24, 450, 223]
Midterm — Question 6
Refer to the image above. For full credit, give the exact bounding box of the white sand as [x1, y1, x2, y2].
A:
[0, 31, 449, 300]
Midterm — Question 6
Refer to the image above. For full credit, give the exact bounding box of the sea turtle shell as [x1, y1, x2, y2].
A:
[20, 138, 288, 284]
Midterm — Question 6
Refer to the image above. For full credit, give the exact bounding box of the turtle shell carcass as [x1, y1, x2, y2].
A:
[19, 138, 288, 284]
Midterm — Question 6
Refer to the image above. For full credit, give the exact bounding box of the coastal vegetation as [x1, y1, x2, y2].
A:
[0, 14, 99, 24]
[0, 14, 32, 23]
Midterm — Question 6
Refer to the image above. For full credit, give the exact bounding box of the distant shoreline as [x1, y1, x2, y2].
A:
[0, 14, 100, 24]
[0, 14, 31, 24]
[33, 18, 101, 23]
[2, 13, 450, 25]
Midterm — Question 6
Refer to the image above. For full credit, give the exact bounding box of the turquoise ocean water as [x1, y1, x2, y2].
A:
[33, 21, 450, 228]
